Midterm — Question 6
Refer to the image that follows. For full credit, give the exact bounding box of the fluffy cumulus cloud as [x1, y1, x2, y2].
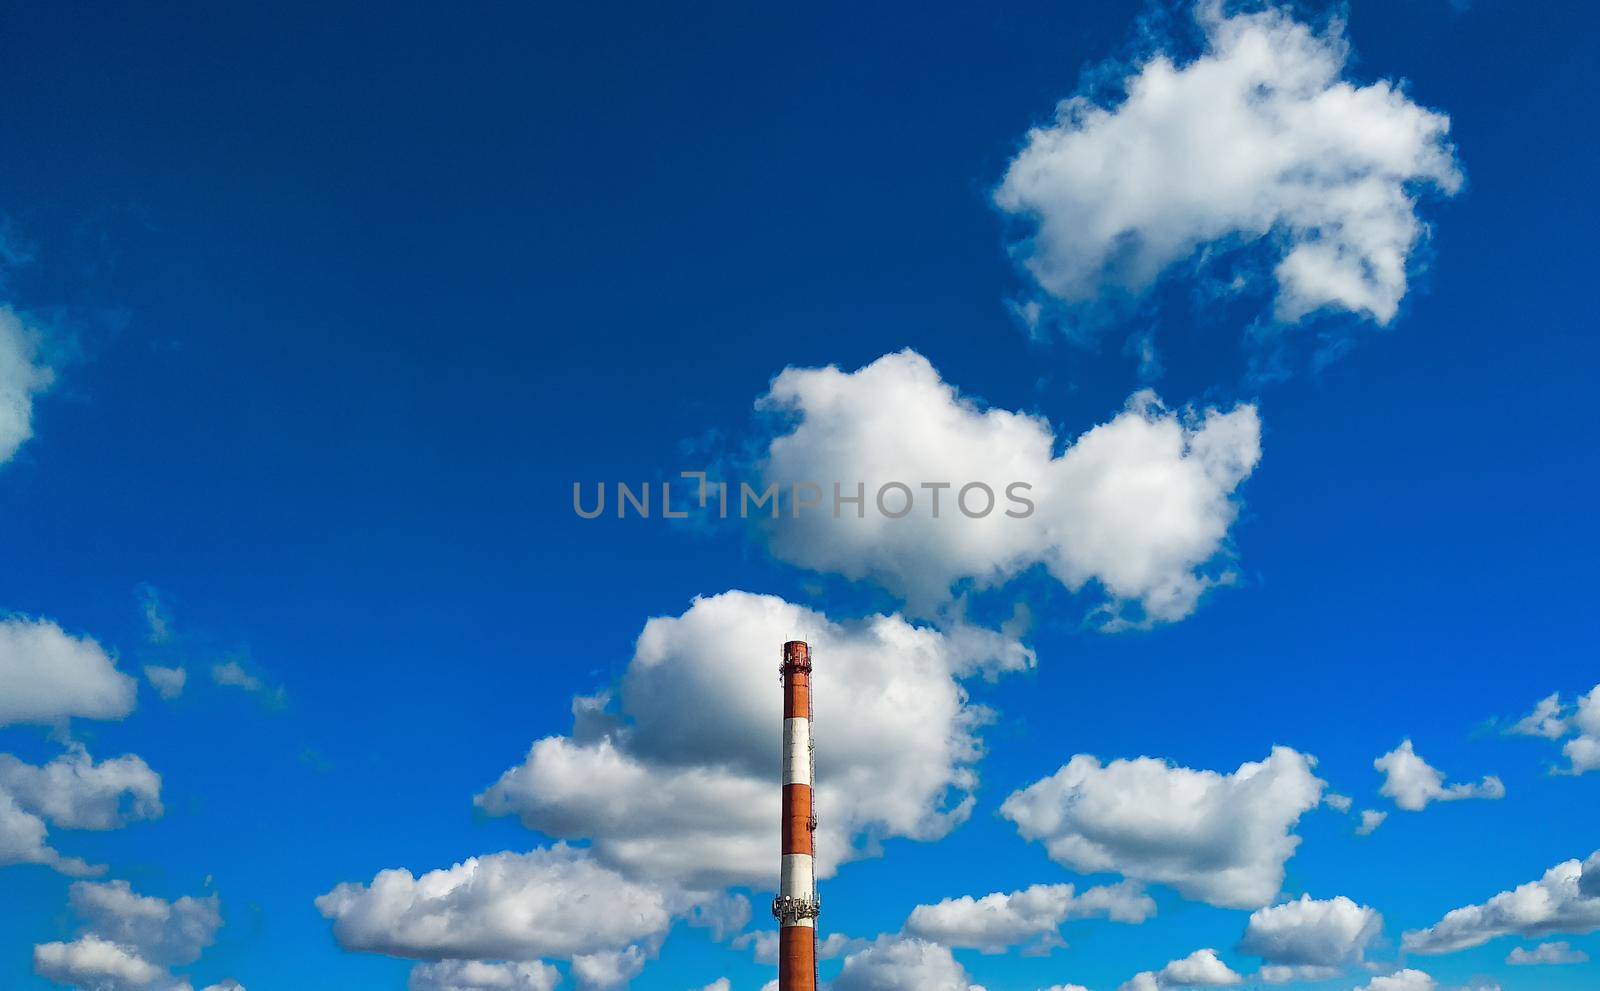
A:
[1506, 941, 1587, 966]
[832, 936, 986, 991]
[32, 879, 224, 991]
[1000, 747, 1325, 909]
[904, 881, 1154, 954]
[0, 746, 162, 830]
[1373, 740, 1504, 811]
[995, 1, 1459, 327]
[34, 935, 170, 990]
[0, 616, 137, 727]
[316, 846, 672, 962]
[1355, 972, 1435, 991]
[1510, 684, 1600, 774]
[1402, 852, 1600, 954]
[1563, 685, 1600, 774]
[65, 881, 220, 967]
[1237, 894, 1382, 982]
[0, 747, 164, 876]
[409, 960, 562, 991]
[570, 946, 647, 991]
[757, 351, 1260, 624]
[0, 305, 55, 465]
[1117, 949, 1242, 991]
[476, 590, 1030, 889]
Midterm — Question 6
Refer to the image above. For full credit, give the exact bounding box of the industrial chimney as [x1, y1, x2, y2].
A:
[773, 640, 818, 991]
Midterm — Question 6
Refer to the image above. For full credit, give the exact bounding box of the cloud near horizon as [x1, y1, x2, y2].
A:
[903, 880, 1155, 954]
[1117, 948, 1243, 991]
[1402, 852, 1600, 954]
[316, 845, 672, 964]
[33, 879, 227, 991]
[1000, 747, 1326, 910]
[1238, 894, 1382, 983]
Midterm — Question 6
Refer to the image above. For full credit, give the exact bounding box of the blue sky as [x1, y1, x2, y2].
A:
[1, 2, 1596, 991]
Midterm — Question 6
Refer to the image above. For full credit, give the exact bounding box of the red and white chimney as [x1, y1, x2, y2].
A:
[773, 640, 818, 991]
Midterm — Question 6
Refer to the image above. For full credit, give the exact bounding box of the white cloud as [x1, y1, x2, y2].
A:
[1561, 685, 1600, 775]
[833, 936, 986, 991]
[1565, 735, 1600, 775]
[67, 880, 221, 966]
[476, 590, 1029, 889]
[0, 306, 55, 465]
[570, 945, 647, 991]
[1402, 852, 1600, 954]
[1159, 950, 1242, 987]
[1506, 941, 1588, 966]
[1237, 894, 1381, 982]
[1118, 949, 1242, 991]
[1582, 852, 1600, 899]
[1506, 693, 1568, 740]
[1373, 740, 1504, 811]
[409, 960, 562, 991]
[33, 934, 170, 990]
[994, 1, 1459, 327]
[144, 666, 187, 700]
[0, 746, 162, 830]
[1355, 971, 1435, 991]
[201, 984, 246, 991]
[1323, 793, 1352, 813]
[757, 351, 1260, 624]
[0, 789, 96, 876]
[1040, 986, 1091, 991]
[1500, 684, 1600, 775]
[343, 590, 1028, 989]
[0, 616, 137, 727]
[1000, 747, 1325, 909]
[692, 981, 730, 991]
[904, 881, 1154, 953]
[1355, 810, 1388, 836]
[0, 748, 163, 876]
[33, 879, 223, 991]
[315, 846, 672, 962]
